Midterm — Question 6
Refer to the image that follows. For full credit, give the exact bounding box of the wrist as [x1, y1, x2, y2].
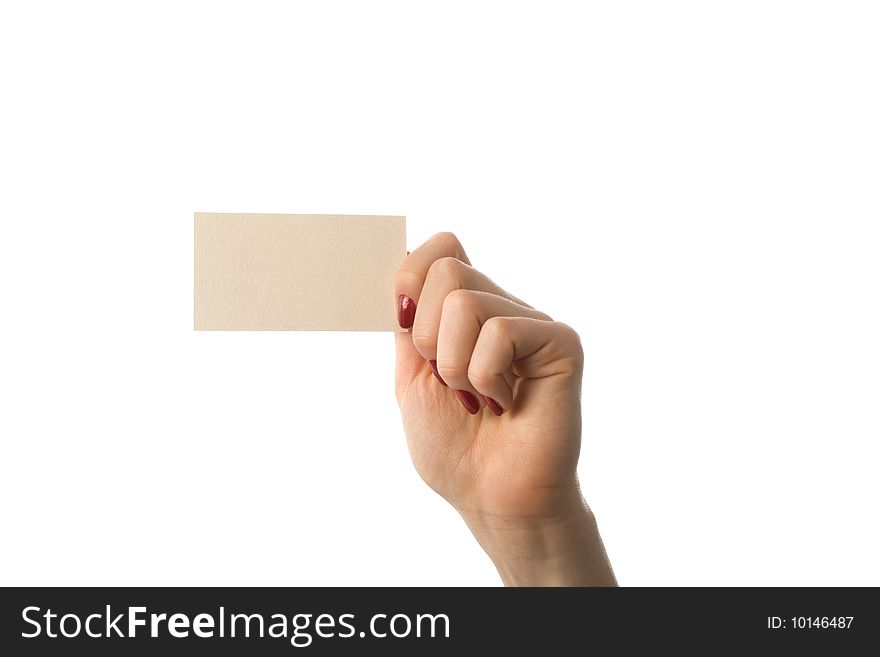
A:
[458, 491, 617, 587]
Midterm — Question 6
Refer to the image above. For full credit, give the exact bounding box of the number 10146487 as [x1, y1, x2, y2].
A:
[768, 616, 853, 630]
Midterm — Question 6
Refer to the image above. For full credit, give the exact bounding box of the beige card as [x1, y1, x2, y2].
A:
[194, 213, 406, 331]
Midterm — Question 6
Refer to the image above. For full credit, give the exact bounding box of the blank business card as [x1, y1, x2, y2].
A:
[194, 213, 406, 331]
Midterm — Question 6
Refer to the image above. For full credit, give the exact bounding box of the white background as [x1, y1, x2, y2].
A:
[1, 1, 878, 586]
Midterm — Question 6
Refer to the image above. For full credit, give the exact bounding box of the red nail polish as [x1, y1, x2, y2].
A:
[428, 360, 447, 386]
[398, 294, 415, 329]
[455, 390, 481, 414]
[484, 396, 504, 416]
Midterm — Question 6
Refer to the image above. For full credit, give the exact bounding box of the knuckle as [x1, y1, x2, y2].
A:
[427, 256, 467, 284]
[442, 287, 479, 313]
[482, 316, 512, 341]
[554, 322, 584, 361]
[431, 231, 463, 252]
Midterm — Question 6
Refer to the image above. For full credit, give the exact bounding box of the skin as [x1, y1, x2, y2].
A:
[395, 232, 617, 586]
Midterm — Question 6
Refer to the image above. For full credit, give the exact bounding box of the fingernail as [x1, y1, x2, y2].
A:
[398, 294, 415, 329]
[484, 396, 504, 416]
[455, 390, 481, 414]
[428, 360, 447, 386]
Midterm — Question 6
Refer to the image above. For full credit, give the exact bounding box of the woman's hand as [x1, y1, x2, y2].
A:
[395, 233, 616, 586]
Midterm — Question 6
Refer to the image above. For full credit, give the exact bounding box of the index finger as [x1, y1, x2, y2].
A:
[395, 232, 471, 328]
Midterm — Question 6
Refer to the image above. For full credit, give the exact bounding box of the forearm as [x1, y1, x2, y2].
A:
[460, 495, 617, 587]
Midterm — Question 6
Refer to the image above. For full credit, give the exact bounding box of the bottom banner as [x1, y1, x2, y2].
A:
[1, 587, 875, 654]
